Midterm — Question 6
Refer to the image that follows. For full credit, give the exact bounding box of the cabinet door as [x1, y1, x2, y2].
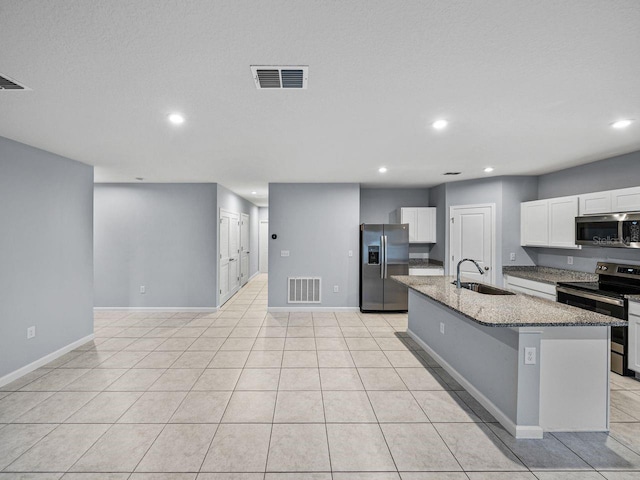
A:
[401, 208, 418, 242]
[549, 196, 580, 248]
[521, 200, 549, 246]
[416, 207, 436, 243]
[579, 191, 612, 215]
[629, 313, 640, 374]
[612, 186, 640, 212]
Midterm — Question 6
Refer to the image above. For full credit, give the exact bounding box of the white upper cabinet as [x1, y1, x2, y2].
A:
[578, 186, 640, 215]
[397, 207, 436, 243]
[521, 196, 580, 249]
[521, 200, 549, 246]
[612, 186, 640, 213]
[548, 196, 580, 248]
[579, 191, 612, 215]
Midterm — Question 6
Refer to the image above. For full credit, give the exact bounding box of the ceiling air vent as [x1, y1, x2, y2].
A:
[251, 66, 308, 89]
[0, 73, 29, 91]
[443, 172, 462, 176]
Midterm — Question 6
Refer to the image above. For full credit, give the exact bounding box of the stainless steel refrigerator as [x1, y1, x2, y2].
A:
[360, 223, 409, 312]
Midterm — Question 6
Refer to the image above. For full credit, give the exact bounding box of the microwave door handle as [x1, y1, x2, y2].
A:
[620, 221, 627, 246]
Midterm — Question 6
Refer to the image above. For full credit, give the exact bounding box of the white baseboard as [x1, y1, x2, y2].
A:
[268, 306, 360, 313]
[93, 307, 218, 312]
[0, 334, 95, 388]
[407, 329, 544, 440]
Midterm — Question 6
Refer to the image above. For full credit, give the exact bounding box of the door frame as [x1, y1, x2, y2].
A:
[448, 203, 497, 284]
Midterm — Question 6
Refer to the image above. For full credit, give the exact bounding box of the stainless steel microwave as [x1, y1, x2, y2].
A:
[575, 213, 640, 248]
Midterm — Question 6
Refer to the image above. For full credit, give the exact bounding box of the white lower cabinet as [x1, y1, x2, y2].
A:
[409, 267, 444, 276]
[629, 301, 640, 374]
[504, 275, 556, 302]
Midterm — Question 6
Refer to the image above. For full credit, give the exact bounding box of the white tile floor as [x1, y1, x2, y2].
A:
[1, 273, 640, 479]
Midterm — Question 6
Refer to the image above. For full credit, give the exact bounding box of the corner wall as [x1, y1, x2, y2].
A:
[360, 187, 430, 223]
[94, 184, 218, 308]
[268, 183, 360, 309]
[434, 176, 538, 284]
[0, 137, 94, 379]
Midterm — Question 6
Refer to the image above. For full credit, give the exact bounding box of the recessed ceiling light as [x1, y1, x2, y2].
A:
[378, 167, 387, 173]
[432, 119, 448, 130]
[251, 191, 257, 195]
[611, 119, 633, 129]
[484, 167, 494, 173]
[168, 113, 185, 125]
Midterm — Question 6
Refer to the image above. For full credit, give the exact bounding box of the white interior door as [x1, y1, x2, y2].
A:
[259, 221, 269, 273]
[220, 209, 240, 305]
[240, 213, 250, 286]
[449, 204, 495, 284]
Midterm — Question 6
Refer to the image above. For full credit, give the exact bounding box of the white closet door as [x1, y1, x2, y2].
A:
[220, 209, 240, 305]
[240, 213, 250, 286]
[450, 204, 495, 284]
[219, 213, 230, 302]
[229, 212, 240, 293]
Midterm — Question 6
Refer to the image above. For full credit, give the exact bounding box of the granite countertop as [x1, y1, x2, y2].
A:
[629, 295, 640, 302]
[392, 275, 627, 328]
[409, 259, 444, 269]
[502, 266, 598, 285]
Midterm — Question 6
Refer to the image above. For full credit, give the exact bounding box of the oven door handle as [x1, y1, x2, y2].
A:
[556, 286, 626, 307]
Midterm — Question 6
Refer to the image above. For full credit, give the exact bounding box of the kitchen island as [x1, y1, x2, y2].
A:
[392, 275, 626, 439]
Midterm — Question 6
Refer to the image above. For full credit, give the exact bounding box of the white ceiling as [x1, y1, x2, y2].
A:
[1, 1, 639, 207]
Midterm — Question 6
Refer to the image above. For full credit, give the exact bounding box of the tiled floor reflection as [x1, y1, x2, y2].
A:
[1, 273, 640, 479]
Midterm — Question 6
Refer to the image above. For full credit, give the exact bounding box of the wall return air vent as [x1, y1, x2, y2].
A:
[251, 66, 308, 89]
[0, 74, 30, 90]
[288, 277, 321, 303]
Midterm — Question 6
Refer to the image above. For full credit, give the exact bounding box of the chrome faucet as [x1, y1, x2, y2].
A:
[456, 258, 484, 288]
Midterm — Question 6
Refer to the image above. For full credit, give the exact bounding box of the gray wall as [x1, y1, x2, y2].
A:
[538, 150, 640, 199]
[0, 137, 94, 379]
[437, 176, 538, 284]
[269, 183, 360, 308]
[259, 207, 269, 222]
[360, 187, 430, 223]
[502, 177, 539, 268]
[535, 150, 640, 271]
[428, 184, 447, 263]
[360, 187, 433, 258]
[444, 178, 504, 282]
[94, 184, 218, 308]
[216, 184, 260, 304]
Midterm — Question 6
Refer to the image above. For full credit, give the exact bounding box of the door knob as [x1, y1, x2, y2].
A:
[484, 266, 490, 271]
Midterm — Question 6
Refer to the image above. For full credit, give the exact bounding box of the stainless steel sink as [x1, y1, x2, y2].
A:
[451, 281, 515, 296]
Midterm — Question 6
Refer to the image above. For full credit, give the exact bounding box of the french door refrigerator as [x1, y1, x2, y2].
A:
[360, 223, 409, 312]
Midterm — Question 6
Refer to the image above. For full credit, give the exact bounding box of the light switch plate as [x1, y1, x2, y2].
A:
[281, 250, 290, 257]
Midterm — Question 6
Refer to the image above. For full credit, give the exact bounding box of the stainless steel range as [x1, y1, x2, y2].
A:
[557, 262, 640, 376]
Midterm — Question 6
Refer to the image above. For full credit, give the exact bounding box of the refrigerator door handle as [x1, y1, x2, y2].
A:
[383, 235, 388, 279]
[380, 235, 385, 279]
